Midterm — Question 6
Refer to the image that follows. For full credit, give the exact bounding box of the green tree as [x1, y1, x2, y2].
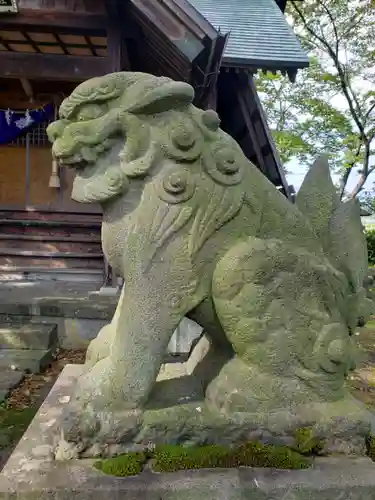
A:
[255, 0, 375, 198]
[359, 190, 375, 214]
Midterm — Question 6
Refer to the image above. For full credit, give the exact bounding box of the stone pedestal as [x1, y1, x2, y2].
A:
[1, 365, 375, 500]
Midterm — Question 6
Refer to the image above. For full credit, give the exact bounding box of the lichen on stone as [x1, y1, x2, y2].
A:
[46, 71, 374, 454]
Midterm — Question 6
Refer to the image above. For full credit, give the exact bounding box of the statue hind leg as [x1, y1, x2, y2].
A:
[207, 236, 359, 417]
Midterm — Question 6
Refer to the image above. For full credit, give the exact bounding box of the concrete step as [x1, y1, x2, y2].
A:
[0, 267, 104, 283]
[0, 370, 24, 402]
[0, 210, 102, 223]
[0, 256, 104, 270]
[0, 234, 101, 243]
[0, 218, 101, 229]
[0, 324, 58, 350]
[0, 349, 54, 373]
[0, 240, 102, 253]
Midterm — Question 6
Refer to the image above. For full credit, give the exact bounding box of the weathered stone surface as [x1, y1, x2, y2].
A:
[1, 371, 375, 500]
[0, 323, 57, 350]
[46, 71, 374, 452]
[47, 365, 375, 459]
[3, 458, 375, 500]
[0, 348, 54, 373]
[0, 370, 24, 401]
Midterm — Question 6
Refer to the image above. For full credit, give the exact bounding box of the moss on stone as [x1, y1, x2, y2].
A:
[152, 441, 310, 473]
[293, 427, 325, 455]
[366, 434, 375, 461]
[93, 441, 310, 477]
[94, 452, 146, 477]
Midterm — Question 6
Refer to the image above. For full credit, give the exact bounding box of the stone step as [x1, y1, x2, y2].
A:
[0, 370, 24, 402]
[0, 349, 54, 373]
[0, 324, 58, 350]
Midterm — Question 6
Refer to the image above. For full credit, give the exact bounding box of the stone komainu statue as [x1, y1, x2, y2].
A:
[47, 72, 373, 454]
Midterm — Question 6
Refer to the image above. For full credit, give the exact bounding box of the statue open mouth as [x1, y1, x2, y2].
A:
[54, 137, 120, 174]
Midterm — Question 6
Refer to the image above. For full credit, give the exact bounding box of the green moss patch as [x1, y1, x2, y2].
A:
[293, 427, 325, 455]
[366, 434, 375, 461]
[95, 442, 310, 477]
[94, 451, 146, 477]
[0, 407, 37, 449]
[152, 442, 310, 473]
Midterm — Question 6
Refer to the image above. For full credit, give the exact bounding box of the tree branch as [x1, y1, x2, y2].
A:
[365, 102, 375, 122]
[319, 0, 340, 57]
[348, 141, 371, 199]
[339, 140, 362, 199]
[290, 0, 367, 140]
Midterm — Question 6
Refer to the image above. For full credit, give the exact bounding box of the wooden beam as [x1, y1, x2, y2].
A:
[0, 10, 106, 33]
[0, 52, 108, 81]
[105, 0, 131, 72]
[236, 88, 267, 175]
[20, 78, 34, 101]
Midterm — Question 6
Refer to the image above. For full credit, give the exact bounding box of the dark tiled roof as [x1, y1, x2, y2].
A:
[188, 0, 309, 73]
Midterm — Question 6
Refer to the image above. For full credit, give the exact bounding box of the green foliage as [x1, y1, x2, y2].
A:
[94, 452, 146, 477]
[366, 229, 375, 266]
[293, 427, 325, 455]
[360, 192, 375, 215]
[366, 434, 375, 461]
[255, 0, 375, 198]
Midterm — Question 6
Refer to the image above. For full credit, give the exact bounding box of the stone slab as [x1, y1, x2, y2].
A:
[0, 323, 57, 350]
[0, 298, 116, 320]
[0, 370, 24, 402]
[1, 364, 375, 500]
[0, 348, 54, 373]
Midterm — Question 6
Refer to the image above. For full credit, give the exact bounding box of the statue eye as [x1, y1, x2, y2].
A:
[76, 104, 105, 122]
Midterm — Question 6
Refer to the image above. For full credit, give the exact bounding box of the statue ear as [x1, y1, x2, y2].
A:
[127, 81, 195, 115]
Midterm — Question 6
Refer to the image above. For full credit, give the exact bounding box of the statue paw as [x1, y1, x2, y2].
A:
[55, 357, 144, 456]
[56, 400, 143, 458]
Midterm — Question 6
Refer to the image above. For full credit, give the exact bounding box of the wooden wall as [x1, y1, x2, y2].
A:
[28, 147, 56, 206]
[0, 86, 100, 213]
[0, 145, 56, 207]
[0, 147, 26, 206]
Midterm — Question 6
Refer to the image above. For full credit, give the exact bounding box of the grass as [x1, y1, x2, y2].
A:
[0, 406, 37, 449]
[94, 441, 310, 477]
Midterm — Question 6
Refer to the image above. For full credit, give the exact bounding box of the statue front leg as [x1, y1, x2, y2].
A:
[85, 284, 125, 368]
[72, 275, 204, 412]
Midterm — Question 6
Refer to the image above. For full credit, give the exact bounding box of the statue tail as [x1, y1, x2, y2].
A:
[295, 156, 368, 294]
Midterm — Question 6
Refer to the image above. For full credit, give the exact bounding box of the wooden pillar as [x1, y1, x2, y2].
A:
[106, 0, 131, 73]
[98, 0, 130, 291]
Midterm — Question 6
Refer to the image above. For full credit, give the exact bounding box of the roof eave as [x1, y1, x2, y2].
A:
[222, 57, 309, 81]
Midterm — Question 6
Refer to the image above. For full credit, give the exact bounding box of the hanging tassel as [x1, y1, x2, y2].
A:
[49, 158, 60, 188]
[49, 103, 60, 188]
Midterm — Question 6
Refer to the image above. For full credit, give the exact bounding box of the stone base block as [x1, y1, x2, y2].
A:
[1, 365, 375, 500]
[1, 409, 375, 500]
